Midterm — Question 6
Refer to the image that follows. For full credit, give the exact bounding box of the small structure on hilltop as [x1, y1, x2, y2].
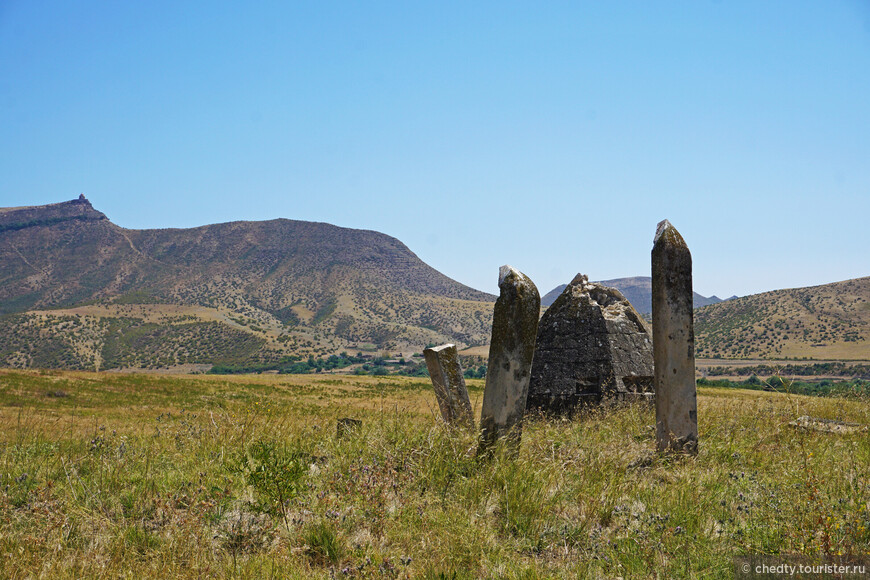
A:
[527, 274, 654, 414]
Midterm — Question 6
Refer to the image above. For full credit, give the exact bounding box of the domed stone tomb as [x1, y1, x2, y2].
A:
[527, 274, 654, 414]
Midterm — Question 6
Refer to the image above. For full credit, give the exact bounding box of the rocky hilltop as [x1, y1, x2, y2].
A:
[0, 197, 496, 370]
[1, 197, 147, 313]
[0, 194, 107, 231]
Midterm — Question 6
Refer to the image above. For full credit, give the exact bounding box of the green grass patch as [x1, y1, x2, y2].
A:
[0, 370, 867, 577]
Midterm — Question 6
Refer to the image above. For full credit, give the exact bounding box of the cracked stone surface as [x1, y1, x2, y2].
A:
[652, 220, 698, 454]
[479, 265, 540, 453]
[424, 343, 474, 428]
[528, 273, 654, 414]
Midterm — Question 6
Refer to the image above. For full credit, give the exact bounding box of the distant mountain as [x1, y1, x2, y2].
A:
[0, 197, 496, 370]
[6, 198, 865, 370]
[695, 277, 870, 360]
[541, 276, 725, 314]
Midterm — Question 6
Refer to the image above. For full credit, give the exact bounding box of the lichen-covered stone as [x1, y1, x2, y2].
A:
[652, 220, 698, 454]
[424, 343, 474, 428]
[528, 274, 654, 414]
[479, 265, 540, 453]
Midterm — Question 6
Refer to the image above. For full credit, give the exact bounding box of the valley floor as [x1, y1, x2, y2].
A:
[0, 370, 868, 578]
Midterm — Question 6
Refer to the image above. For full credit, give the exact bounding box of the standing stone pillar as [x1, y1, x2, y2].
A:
[652, 220, 698, 454]
[479, 265, 540, 454]
[424, 343, 474, 428]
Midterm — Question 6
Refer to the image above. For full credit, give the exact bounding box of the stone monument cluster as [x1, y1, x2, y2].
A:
[424, 220, 699, 455]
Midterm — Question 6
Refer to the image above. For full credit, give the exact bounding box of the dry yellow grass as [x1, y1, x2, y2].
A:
[0, 370, 867, 578]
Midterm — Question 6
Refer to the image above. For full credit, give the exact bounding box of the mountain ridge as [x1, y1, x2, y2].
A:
[541, 276, 725, 314]
[2, 197, 868, 370]
[0, 197, 496, 369]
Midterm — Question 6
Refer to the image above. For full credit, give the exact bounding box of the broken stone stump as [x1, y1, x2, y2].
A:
[424, 343, 474, 428]
[336, 417, 362, 439]
[528, 273, 654, 415]
[652, 220, 698, 454]
[479, 265, 540, 454]
[789, 416, 868, 434]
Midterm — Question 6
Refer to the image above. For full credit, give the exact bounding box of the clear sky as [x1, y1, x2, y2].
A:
[1, 1, 868, 298]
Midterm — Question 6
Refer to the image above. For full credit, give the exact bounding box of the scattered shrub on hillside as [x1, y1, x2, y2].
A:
[232, 439, 309, 531]
[697, 376, 870, 398]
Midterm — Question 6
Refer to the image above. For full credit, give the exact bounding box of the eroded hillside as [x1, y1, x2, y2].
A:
[695, 277, 870, 360]
[0, 197, 494, 369]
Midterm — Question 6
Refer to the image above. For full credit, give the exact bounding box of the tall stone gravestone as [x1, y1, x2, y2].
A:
[479, 265, 540, 454]
[652, 220, 698, 454]
[528, 274, 654, 414]
[423, 343, 474, 428]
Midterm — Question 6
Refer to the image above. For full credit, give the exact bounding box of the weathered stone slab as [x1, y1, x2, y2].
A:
[528, 274, 654, 414]
[424, 343, 474, 428]
[652, 220, 698, 454]
[789, 416, 868, 434]
[479, 265, 540, 453]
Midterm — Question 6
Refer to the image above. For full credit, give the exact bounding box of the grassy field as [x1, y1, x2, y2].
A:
[0, 370, 868, 578]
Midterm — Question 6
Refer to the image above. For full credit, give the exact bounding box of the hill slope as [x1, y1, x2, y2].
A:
[0, 197, 495, 370]
[541, 276, 724, 314]
[5, 198, 867, 370]
[695, 277, 870, 360]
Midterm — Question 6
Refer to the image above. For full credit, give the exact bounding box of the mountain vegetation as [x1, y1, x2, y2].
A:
[2, 197, 868, 371]
[695, 277, 870, 360]
[0, 197, 495, 370]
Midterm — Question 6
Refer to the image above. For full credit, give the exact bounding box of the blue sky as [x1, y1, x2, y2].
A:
[1, 1, 868, 298]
